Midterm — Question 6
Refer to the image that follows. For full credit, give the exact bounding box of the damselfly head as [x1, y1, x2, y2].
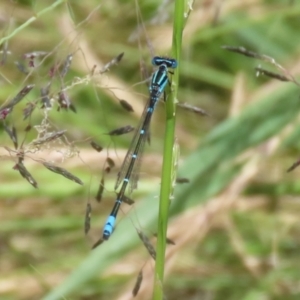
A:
[152, 56, 177, 69]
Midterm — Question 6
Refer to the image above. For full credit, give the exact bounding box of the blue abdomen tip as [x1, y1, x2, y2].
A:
[103, 215, 116, 240]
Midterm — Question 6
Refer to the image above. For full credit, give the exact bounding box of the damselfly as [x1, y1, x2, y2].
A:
[102, 56, 177, 240]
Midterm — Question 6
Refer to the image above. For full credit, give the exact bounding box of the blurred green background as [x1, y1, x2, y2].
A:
[1, 1, 300, 299]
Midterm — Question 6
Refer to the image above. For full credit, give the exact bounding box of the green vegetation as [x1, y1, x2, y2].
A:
[1, 1, 300, 300]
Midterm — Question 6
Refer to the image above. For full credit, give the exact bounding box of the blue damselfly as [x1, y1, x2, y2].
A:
[102, 56, 177, 240]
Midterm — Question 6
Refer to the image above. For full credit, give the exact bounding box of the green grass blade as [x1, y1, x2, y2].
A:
[152, 0, 185, 299]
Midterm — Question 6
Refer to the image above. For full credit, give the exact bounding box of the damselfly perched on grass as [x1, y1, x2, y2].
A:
[102, 56, 177, 240]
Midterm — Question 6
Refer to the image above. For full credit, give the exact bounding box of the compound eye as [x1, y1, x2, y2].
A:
[169, 59, 178, 68]
[152, 56, 161, 66]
